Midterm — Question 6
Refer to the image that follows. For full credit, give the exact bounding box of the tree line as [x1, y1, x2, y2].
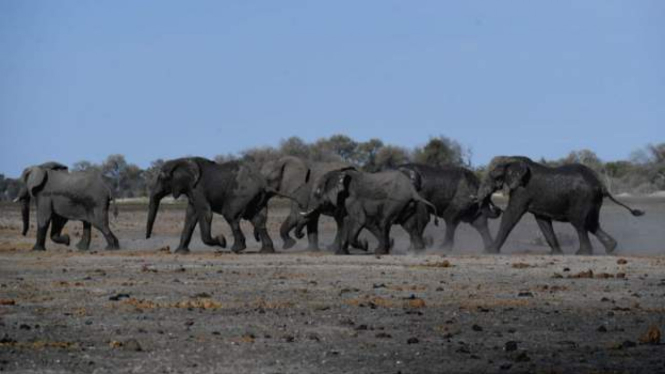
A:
[1, 135, 663, 201]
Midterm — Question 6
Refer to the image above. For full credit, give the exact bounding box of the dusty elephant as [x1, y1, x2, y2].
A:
[398, 163, 501, 252]
[260, 156, 367, 251]
[477, 156, 644, 255]
[302, 168, 438, 255]
[16, 162, 119, 251]
[146, 157, 275, 254]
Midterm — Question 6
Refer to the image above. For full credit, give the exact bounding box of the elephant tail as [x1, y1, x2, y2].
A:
[111, 197, 119, 219]
[413, 194, 439, 226]
[604, 190, 645, 217]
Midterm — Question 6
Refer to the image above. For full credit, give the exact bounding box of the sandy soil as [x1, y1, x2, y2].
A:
[0, 198, 664, 373]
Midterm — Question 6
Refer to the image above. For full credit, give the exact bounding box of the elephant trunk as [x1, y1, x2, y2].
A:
[14, 186, 30, 236]
[294, 216, 308, 239]
[146, 190, 167, 239]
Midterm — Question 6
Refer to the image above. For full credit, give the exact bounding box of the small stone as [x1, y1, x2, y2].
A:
[617, 258, 628, 265]
[504, 341, 518, 352]
[472, 324, 483, 332]
[123, 339, 142, 352]
[638, 325, 661, 345]
[407, 337, 419, 344]
[597, 326, 607, 333]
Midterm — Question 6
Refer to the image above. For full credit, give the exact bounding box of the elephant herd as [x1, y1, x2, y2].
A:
[15, 156, 644, 256]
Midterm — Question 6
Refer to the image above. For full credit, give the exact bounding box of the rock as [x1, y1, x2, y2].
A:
[517, 291, 534, 297]
[472, 324, 483, 332]
[375, 332, 392, 339]
[109, 293, 131, 301]
[617, 258, 628, 265]
[597, 326, 607, 333]
[638, 325, 661, 345]
[0, 299, 16, 306]
[283, 335, 295, 342]
[512, 263, 531, 269]
[123, 339, 142, 352]
[407, 337, 419, 344]
[504, 341, 518, 352]
[569, 270, 593, 279]
[512, 351, 530, 362]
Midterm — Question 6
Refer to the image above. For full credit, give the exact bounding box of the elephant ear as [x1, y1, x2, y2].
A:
[278, 157, 309, 195]
[400, 168, 422, 191]
[325, 171, 351, 208]
[24, 167, 47, 197]
[505, 162, 530, 190]
[166, 159, 201, 198]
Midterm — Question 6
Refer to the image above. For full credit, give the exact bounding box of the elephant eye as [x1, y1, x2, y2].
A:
[314, 187, 322, 197]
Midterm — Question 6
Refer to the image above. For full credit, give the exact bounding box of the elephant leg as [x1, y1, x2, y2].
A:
[401, 207, 428, 252]
[175, 203, 201, 253]
[534, 215, 563, 255]
[573, 222, 593, 255]
[339, 216, 364, 255]
[228, 219, 247, 253]
[279, 213, 298, 250]
[196, 205, 226, 251]
[251, 208, 275, 254]
[50, 215, 70, 246]
[328, 214, 345, 252]
[441, 218, 460, 252]
[76, 222, 92, 251]
[372, 223, 392, 255]
[363, 221, 385, 254]
[34, 207, 52, 251]
[487, 203, 527, 254]
[470, 214, 494, 252]
[91, 211, 120, 250]
[305, 215, 320, 251]
[591, 226, 617, 254]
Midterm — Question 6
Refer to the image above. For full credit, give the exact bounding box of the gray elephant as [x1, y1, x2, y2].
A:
[398, 163, 501, 252]
[260, 156, 367, 251]
[302, 168, 438, 255]
[146, 157, 275, 254]
[16, 162, 119, 251]
[477, 156, 644, 255]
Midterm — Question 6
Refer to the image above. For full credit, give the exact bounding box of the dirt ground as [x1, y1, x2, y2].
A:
[1, 198, 664, 373]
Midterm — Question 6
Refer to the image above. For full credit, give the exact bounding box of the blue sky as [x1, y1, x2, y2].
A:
[1, 1, 663, 176]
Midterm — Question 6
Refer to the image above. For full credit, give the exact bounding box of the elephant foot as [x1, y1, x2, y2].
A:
[605, 242, 618, 255]
[334, 247, 350, 255]
[32, 245, 46, 251]
[550, 248, 564, 255]
[483, 248, 500, 255]
[424, 236, 434, 248]
[174, 247, 190, 255]
[231, 242, 247, 253]
[375, 247, 390, 255]
[351, 239, 368, 251]
[56, 234, 71, 246]
[575, 248, 593, 256]
[259, 246, 276, 254]
[216, 235, 227, 248]
[294, 231, 305, 240]
[105, 244, 120, 251]
[307, 244, 321, 251]
[76, 241, 90, 251]
[282, 237, 297, 250]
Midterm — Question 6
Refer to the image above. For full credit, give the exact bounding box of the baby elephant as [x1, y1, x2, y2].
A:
[302, 168, 438, 255]
[16, 162, 119, 251]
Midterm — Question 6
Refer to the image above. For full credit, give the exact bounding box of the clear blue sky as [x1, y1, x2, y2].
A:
[1, 1, 663, 176]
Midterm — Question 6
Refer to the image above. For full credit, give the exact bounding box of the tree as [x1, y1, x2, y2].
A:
[279, 136, 310, 159]
[374, 146, 410, 170]
[562, 149, 603, 172]
[240, 146, 282, 167]
[355, 138, 384, 172]
[314, 134, 358, 163]
[412, 136, 465, 167]
[72, 160, 99, 173]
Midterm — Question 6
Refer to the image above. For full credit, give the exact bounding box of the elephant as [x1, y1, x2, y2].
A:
[302, 168, 438, 255]
[398, 163, 502, 252]
[477, 156, 645, 255]
[16, 162, 119, 251]
[260, 156, 367, 251]
[145, 157, 275, 254]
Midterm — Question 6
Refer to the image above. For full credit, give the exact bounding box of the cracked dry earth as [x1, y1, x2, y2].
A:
[0, 202, 664, 373]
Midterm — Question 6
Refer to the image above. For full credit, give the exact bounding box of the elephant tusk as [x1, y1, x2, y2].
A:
[12, 197, 20, 203]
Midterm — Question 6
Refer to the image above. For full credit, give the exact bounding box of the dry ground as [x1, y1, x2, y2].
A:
[0, 198, 664, 373]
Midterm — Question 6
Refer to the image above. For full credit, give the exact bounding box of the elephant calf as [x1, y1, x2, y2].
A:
[302, 168, 438, 255]
[17, 162, 119, 251]
[478, 156, 644, 255]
